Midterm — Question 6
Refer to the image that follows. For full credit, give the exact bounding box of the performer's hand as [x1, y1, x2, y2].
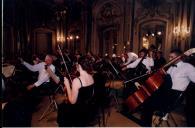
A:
[27, 84, 35, 91]
[121, 64, 127, 68]
[146, 70, 152, 74]
[122, 66, 127, 71]
[64, 77, 69, 87]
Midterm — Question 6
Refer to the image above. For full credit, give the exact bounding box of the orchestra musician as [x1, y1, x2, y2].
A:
[57, 56, 97, 127]
[122, 48, 154, 75]
[20, 54, 56, 91]
[141, 48, 195, 126]
[121, 51, 138, 68]
[154, 50, 166, 70]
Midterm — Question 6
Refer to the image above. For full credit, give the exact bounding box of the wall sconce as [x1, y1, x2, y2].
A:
[76, 35, 79, 39]
[69, 35, 73, 40]
[173, 25, 190, 40]
[157, 31, 162, 36]
[142, 36, 149, 49]
[66, 35, 80, 40]
[57, 35, 65, 43]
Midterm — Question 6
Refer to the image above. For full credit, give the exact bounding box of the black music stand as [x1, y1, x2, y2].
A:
[38, 82, 64, 121]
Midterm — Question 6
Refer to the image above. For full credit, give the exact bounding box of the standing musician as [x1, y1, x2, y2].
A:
[141, 48, 195, 126]
[57, 56, 97, 127]
[122, 48, 154, 75]
[20, 54, 56, 91]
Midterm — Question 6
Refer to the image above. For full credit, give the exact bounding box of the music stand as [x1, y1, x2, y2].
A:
[38, 82, 64, 121]
[38, 66, 65, 121]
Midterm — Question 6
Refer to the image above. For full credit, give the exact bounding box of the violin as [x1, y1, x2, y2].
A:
[62, 64, 79, 87]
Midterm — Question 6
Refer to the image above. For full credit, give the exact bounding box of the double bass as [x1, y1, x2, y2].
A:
[125, 48, 195, 112]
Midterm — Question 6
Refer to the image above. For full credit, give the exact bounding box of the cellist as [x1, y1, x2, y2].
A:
[141, 48, 195, 126]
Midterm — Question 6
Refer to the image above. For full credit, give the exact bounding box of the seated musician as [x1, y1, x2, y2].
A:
[121, 51, 138, 67]
[141, 48, 195, 126]
[122, 48, 154, 75]
[20, 54, 56, 91]
[154, 50, 166, 70]
[57, 56, 97, 127]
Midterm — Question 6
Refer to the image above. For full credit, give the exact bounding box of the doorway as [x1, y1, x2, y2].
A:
[99, 26, 117, 56]
[139, 21, 166, 51]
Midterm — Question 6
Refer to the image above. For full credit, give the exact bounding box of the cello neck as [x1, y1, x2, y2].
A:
[162, 48, 195, 70]
[162, 55, 182, 69]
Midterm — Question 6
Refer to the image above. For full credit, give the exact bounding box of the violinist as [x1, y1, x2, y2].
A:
[20, 54, 56, 91]
[141, 48, 195, 126]
[57, 56, 97, 127]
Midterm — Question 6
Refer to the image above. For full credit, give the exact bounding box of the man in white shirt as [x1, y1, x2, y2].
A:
[20, 54, 56, 91]
[141, 49, 195, 126]
[121, 52, 138, 67]
[122, 48, 154, 73]
[166, 52, 195, 91]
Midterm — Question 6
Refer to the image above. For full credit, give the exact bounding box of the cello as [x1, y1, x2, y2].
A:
[145, 48, 195, 93]
[125, 48, 195, 112]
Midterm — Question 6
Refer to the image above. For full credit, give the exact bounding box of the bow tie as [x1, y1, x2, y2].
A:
[171, 64, 177, 67]
[45, 65, 49, 69]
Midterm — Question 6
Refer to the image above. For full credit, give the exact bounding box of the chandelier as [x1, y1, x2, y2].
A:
[173, 25, 190, 40]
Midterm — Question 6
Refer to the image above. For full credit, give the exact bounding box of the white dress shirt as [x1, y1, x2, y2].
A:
[123, 52, 138, 65]
[167, 61, 195, 91]
[23, 61, 55, 87]
[126, 56, 154, 71]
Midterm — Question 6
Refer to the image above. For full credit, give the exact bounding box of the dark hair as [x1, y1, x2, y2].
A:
[32, 55, 37, 60]
[170, 48, 183, 56]
[157, 50, 163, 54]
[139, 48, 148, 54]
[149, 44, 156, 50]
[78, 56, 93, 74]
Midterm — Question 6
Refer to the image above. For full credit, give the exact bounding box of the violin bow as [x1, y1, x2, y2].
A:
[123, 73, 149, 84]
[57, 45, 73, 83]
[107, 58, 127, 80]
[163, 48, 195, 69]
